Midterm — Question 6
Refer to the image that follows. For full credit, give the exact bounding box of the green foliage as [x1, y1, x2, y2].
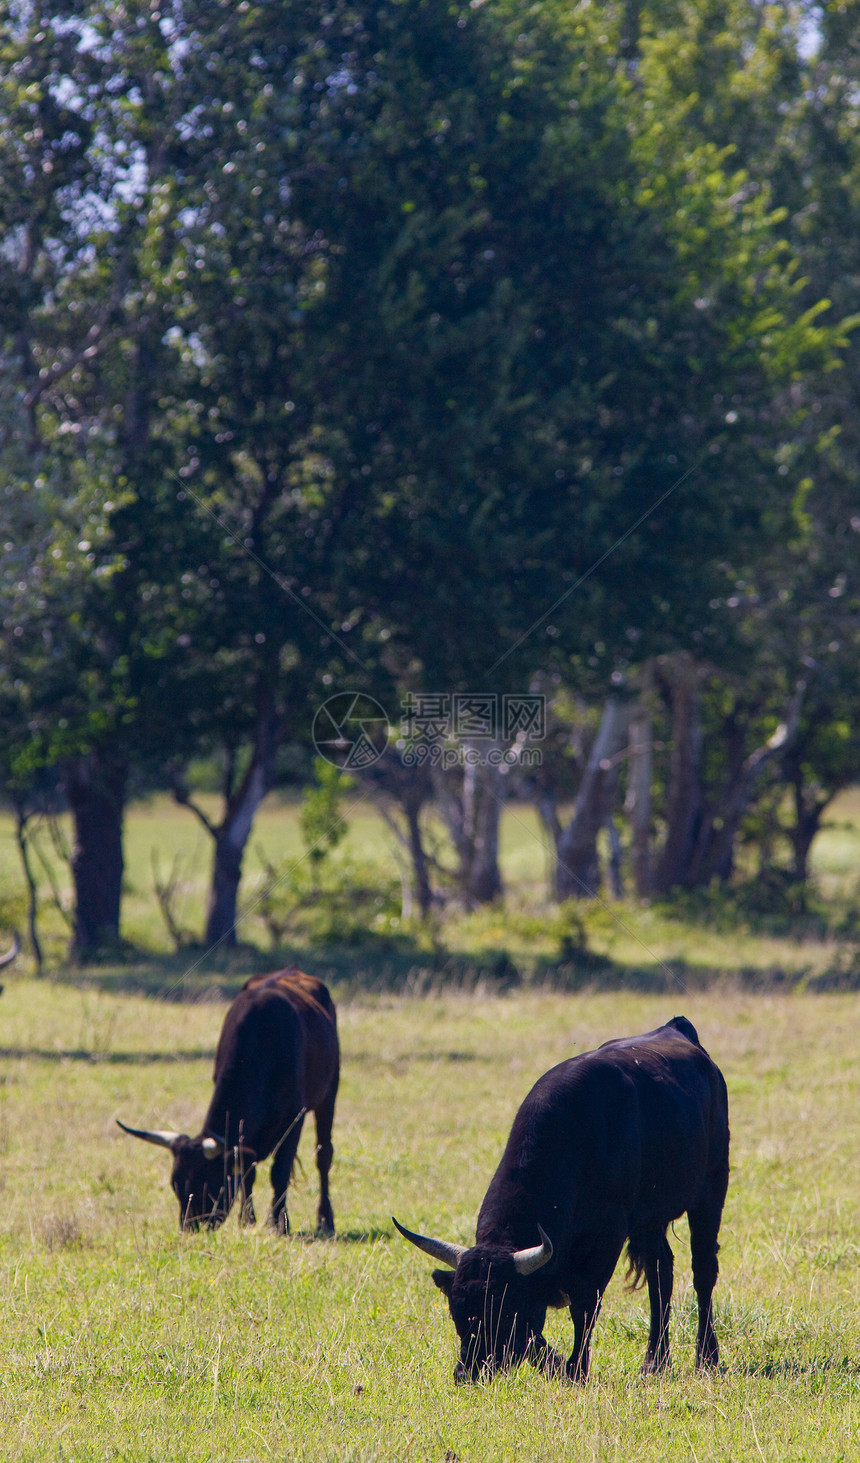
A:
[299, 759, 354, 869]
[255, 848, 400, 948]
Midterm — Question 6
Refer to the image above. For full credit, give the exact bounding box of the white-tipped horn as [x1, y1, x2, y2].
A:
[393, 1216, 468, 1269]
[116, 1119, 182, 1150]
[0, 933, 21, 970]
[512, 1224, 554, 1276]
[202, 1136, 224, 1159]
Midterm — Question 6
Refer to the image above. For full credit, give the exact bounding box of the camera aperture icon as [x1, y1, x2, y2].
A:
[312, 693, 390, 770]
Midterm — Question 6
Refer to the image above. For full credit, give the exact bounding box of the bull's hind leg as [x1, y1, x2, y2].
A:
[636, 1231, 674, 1375]
[313, 1080, 338, 1235]
[269, 1111, 306, 1234]
[688, 1175, 728, 1370]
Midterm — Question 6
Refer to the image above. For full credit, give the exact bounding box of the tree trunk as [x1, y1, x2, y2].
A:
[435, 746, 504, 906]
[788, 772, 830, 883]
[556, 697, 628, 900]
[12, 800, 42, 973]
[361, 754, 435, 917]
[653, 655, 704, 894]
[405, 799, 434, 916]
[607, 817, 624, 899]
[692, 682, 806, 886]
[626, 663, 654, 898]
[462, 746, 504, 903]
[174, 704, 284, 948]
[66, 752, 127, 957]
[205, 782, 265, 948]
[206, 714, 282, 948]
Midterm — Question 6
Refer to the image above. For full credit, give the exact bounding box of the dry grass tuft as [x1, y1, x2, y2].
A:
[39, 1211, 84, 1251]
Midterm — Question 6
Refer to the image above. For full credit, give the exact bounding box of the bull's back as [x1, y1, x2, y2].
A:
[595, 1024, 728, 1225]
[480, 1019, 727, 1246]
[209, 971, 338, 1150]
[243, 970, 339, 1110]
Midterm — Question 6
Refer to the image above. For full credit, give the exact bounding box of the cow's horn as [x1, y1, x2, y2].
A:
[392, 1216, 468, 1269]
[0, 933, 21, 970]
[512, 1224, 553, 1276]
[202, 1135, 224, 1159]
[116, 1119, 182, 1150]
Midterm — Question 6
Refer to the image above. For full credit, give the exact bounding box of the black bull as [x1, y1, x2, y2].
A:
[395, 1016, 729, 1381]
[119, 969, 339, 1233]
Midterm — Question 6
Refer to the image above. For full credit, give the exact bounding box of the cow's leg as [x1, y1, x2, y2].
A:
[528, 1334, 565, 1377]
[313, 1081, 337, 1236]
[566, 1291, 603, 1383]
[639, 1231, 674, 1375]
[269, 1112, 306, 1235]
[688, 1176, 727, 1370]
[565, 1218, 627, 1382]
[236, 1165, 257, 1226]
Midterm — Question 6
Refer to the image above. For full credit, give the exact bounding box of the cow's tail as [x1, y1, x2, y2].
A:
[623, 1239, 647, 1292]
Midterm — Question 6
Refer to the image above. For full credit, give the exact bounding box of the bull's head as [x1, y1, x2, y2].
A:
[393, 1216, 554, 1381]
[117, 1121, 256, 1230]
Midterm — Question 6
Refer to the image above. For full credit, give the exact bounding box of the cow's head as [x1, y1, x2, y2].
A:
[117, 1121, 256, 1230]
[393, 1216, 553, 1381]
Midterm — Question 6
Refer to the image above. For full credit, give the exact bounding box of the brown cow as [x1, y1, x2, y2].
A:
[119, 969, 339, 1233]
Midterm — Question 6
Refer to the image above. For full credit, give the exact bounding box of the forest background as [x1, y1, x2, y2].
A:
[3, 0, 860, 979]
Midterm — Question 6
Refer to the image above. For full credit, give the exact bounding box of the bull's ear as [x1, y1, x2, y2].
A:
[432, 1269, 454, 1295]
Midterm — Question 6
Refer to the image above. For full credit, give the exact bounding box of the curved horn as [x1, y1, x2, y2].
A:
[392, 1216, 468, 1270]
[512, 1224, 554, 1276]
[0, 933, 21, 970]
[116, 1119, 182, 1150]
[202, 1136, 224, 1159]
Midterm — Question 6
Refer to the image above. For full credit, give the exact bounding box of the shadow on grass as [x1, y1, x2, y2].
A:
[0, 1045, 215, 1064]
[36, 929, 855, 1003]
[286, 1227, 390, 1244]
[733, 1354, 860, 1379]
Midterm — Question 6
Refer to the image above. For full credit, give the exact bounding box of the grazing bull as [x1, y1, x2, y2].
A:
[118, 969, 339, 1234]
[395, 1016, 729, 1382]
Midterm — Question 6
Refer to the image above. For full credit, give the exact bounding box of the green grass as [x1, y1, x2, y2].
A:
[3, 795, 860, 1456]
[2, 983, 860, 1459]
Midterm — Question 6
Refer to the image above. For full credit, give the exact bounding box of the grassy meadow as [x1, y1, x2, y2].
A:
[2, 796, 860, 1457]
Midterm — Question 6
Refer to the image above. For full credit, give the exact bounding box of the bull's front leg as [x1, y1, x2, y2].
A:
[566, 1293, 602, 1383]
[527, 1335, 566, 1377]
[269, 1114, 305, 1234]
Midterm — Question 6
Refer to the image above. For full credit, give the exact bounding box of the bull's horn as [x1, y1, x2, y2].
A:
[392, 1216, 468, 1270]
[202, 1135, 224, 1159]
[0, 933, 21, 970]
[116, 1119, 182, 1150]
[512, 1224, 553, 1276]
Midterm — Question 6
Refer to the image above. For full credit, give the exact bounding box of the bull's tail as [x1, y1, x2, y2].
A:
[624, 1238, 647, 1292]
